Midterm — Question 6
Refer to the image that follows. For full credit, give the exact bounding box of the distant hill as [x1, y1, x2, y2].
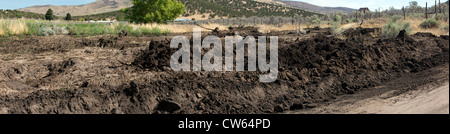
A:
[17, 0, 321, 19]
[0, 9, 47, 19]
[18, 0, 132, 16]
[255, 0, 356, 13]
[253, 0, 286, 5]
[179, 0, 320, 18]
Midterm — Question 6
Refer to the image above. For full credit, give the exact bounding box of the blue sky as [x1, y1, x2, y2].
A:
[0, 0, 441, 10]
[294, 0, 432, 10]
[0, 0, 96, 10]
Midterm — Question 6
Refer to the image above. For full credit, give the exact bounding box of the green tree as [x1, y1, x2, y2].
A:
[65, 13, 72, 20]
[409, 1, 418, 13]
[45, 9, 54, 20]
[128, 0, 185, 24]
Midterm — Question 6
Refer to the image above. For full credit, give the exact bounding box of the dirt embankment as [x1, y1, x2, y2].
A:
[0, 28, 448, 114]
[288, 63, 449, 114]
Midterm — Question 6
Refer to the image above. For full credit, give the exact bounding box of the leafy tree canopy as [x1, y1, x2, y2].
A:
[128, 0, 185, 24]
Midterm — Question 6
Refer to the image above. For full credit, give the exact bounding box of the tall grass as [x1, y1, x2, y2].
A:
[0, 25, 3, 36]
[0, 18, 29, 36]
[1, 19, 176, 37]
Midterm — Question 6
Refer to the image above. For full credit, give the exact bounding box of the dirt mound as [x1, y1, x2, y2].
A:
[413, 32, 437, 38]
[0, 30, 448, 114]
[226, 26, 262, 36]
[343, 27, 381, 38]
[304, 27, 333, 35]
[132, 40, 175, 71]
[0, 36, 147, 55]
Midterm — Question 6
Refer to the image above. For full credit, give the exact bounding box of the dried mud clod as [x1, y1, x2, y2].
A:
[118, 30, 128, 38]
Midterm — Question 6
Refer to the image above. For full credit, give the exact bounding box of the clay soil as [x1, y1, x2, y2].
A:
[0, 27, 448, 114]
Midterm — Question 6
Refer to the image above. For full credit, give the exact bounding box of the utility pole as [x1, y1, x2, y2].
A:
[439, 0, 441, 13]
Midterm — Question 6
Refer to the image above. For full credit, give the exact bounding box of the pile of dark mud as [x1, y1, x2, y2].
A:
[132, 39, 175, 71]
[0, 35, 147, 54]
[0, 31, 448, 114]
[304, 26, 333, 35]
[210, 26, 263, 37]
[343, 27, 381, 38]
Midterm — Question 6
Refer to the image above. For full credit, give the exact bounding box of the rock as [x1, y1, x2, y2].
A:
[156, 100, 181, 113]
[274, 106, 284, 113]
[289, 103, 304, 110]
[305, 104, 317, 109]
[124, 81, 139, 96]
[196, 93, 203, 98]
[80, 81, 88, 88]
[347, 90, 355, 94]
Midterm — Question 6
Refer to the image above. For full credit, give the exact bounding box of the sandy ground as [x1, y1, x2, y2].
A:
[348, 84, 449, 114]
[288, 64, 449, 114]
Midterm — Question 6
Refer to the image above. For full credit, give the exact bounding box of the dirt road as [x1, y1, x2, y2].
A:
[289, 64, 449, 114]
[350, 84, 449, 114]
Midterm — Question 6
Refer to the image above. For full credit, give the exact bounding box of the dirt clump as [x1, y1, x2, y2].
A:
[226, 26, 262, 36]
[132, 40, 175, 71]
[343, 27, 381, 38]
[304, 27, 333, 35]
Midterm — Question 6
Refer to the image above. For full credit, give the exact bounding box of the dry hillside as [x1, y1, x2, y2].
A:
[18, 0, 132, 16]
[257, 0, 356, 13]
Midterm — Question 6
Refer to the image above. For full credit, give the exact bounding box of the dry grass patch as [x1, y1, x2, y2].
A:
[361, 18, 449, 36]
[0, 19, 29, 36]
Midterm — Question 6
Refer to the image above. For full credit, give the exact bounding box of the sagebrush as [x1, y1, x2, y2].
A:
[383, 15, 412, 38]
[419, 18, 440, 29]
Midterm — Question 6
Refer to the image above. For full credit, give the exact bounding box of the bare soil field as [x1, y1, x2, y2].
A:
[0, 27, 448, 114]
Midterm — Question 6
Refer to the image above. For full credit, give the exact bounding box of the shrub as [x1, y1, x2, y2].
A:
[38, 25, 69, 36]
[312, 19, 321, 27]
[382, 15, 412, 38]
[344, 18, 356, 24]
[333, 15, 342, 23]
[39, 27, 56, 36]
[419, 18, 441, 29]
[442, 25, 449, 31]
[330, 22, 342, 35]
[52, 26, 69, 35]
[435, 14, 449, 22]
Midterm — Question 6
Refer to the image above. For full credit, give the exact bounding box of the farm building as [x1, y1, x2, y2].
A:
[359, 7, 370, 13]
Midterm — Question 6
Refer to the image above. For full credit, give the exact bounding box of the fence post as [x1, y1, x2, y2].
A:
[403, 6, 406, 20]
[435, 0, 437, 14]
[426, 2, 428, 19]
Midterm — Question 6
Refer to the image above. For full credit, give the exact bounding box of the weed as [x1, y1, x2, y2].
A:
[420, 18, 441, 29]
